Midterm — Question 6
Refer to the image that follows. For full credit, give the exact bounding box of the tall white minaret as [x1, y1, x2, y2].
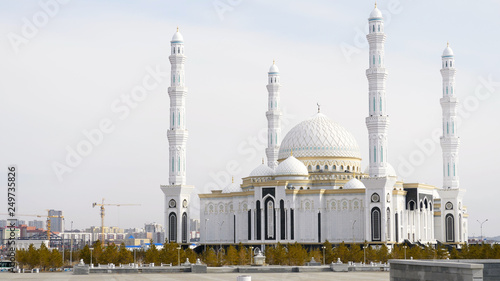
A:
[265, 61, 282, 169]
[161, 28, 194, 244]
[168, 27, 188, 185]
[366, 3, 389, 177]
[440, 43, 459, 189]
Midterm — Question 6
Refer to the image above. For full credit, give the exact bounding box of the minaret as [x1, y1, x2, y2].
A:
[440, 43, 459, 189]
[265, 61, 282, 169]
[366, 3, 389, 177]
[168, 27, 188, 185]
[161, 28, 194, 244]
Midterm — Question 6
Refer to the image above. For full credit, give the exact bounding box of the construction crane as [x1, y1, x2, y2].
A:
[0, 210, 64, 242]
[92, 198, 140, 244]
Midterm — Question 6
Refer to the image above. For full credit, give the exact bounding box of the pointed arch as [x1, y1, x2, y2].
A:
[169, 212, 177, 242]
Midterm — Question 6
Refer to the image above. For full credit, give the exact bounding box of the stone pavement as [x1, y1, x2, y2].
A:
[2, 272, 389, 281]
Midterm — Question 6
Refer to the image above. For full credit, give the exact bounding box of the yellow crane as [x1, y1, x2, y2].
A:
[0, 210, 64, 242]
[92, 198, 140, 244]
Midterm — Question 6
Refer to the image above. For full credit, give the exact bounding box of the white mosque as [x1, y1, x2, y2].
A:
[161, 5, 468, 247]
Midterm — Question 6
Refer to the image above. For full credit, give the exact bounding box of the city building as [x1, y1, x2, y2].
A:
[48, 210, 64, 233]
[28, 220, 45, 229]
[192, 5, 468, 247]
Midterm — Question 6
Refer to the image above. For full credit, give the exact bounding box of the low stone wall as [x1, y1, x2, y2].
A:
[390, 260, 484, 281]
[445, 260, 500, 281]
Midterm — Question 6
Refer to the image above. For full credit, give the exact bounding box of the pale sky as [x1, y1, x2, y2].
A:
[1, 0, 499, 237]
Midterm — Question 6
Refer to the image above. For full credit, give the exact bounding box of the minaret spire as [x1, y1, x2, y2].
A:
[440, 42, 459, 189]
[366, 4, 389, 177]
[167, 28, 188, 185]
[266, 61, 282, 169]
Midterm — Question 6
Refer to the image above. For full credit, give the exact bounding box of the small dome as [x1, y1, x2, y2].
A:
[222, 180, 241, 193]
[250, 163, 275, 177]
[275, 156, 309, 176]
[171, 28, 184, 42]
[442, 44, 454, 57]
[369, 7, 383, 19]
[344, 178, 366, 189]
[269, 62, 279, 74]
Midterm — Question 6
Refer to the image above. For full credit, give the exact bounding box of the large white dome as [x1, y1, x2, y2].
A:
[222, 180, 241, 193]
[442, 44, 454, 57]
[171, 29, 184, 42]
[278, 113, 361, 160]
[343, 178, 366, 189]
[275, 156, 309, 176]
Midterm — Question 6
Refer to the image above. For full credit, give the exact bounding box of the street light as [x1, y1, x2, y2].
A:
[321, 246, 326, 265]
[133, 248, 136, 265]
[176, 246, 181, 266]
[90, 248, 94, 266]
[70, 221, 73, 266]
[218, 220, 225, 264]
[477, 219, 488, 242]
[249, 246, 254, 265]
[363, 245, 367, 264]
[204, 218, 209, 252]
[403, 245, 407, 260]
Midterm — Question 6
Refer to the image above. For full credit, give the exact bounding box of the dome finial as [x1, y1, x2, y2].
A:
[273, 59, 275, 65]
[232, 176, 234, 183]
[290, 148, 293, 156]
[374, 1, 377, 8]
[177, 26, 179, 32]
[447, 41, 449, 47]
[262, 158, 264, 164]
[317, 102, 321, 113]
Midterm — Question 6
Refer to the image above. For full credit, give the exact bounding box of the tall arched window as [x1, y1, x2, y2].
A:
[446, 214, 455, 242]
[372, 25, 375, 32]
[371, 207, 381, 241]
[182, 212, 187, 243]
[378, 25, 380, 32]
[373, 55, 375, 65]
[450, 61, 453, 67]
[264, 198, 275, 240]
[374, 146, 377, 162]
[373, 97, 376, 112]
[446, 61, 448, 67]
[280, 200, 286, 240]
[381, 146, 384, 162]
[380, 97, 382, 112]
[171, 157, 174, 172]
[379, 55, 381, 65]
[169, 212, 177, 242]
[386, 208, 391, 241]
[256, 201, 261, 240]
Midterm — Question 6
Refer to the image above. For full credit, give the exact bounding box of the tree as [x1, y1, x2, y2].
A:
[364, 245, 377, 263]
[390, 244, 404, 260]
[323, 240, 335, 264]
[334, 242, 349, 263]
[16, 249, 27, 269]
[203, 247, 218, 267]
[26, 244, 40, 269]
[38, 243, 51, 270]
[436, 245, 449, 259]
[144, 240, 159, 265]
[349, 244, 363, 263]
[287, 243, 307, 266]
[183, 248, 197, 265]
[226, 245, 238, 265]
[449, 247, 460, 259]
[49, 249, 63, 268]
[80, 245, 91, 264]
[375, 244, 390, 263]
[117, 243, 133, 264]
[237, 244, 249, 265]
[92, 240, 103, 264]
[273, 243, 287, 265]
[159, 242, 178, 265]
[407, 245, 422, 260]
[422, 243, 436, 260]
[101, 243, 118, 264]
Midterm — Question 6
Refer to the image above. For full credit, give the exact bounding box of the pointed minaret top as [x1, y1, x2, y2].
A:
[177, 26, 179, 32]
[231, 176, 234, 183]
[375, 1, 377, 8]
[317, 102, 321, 113]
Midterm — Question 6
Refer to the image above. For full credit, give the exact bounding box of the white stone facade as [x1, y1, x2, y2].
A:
[195, 5, 468, 247]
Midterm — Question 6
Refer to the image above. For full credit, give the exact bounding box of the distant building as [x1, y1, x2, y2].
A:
[48, 210, 64, 233]
[28, 220, 45, 229]
[0, 220, 7, 228]
[144, 223, 164, 244]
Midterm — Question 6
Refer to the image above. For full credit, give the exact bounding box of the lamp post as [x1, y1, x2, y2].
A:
[249, 246, 254, 265]
[204, 218, 209, 252]
[133, 248, 136, 265]
[90, 248, 94, 266]
[477, 219, 488, 242]
[70, 221, 73, 266]
[176, 246, 181, 266]
[403, 245, 407, 260]
[363, 245, 367, 264]
[322, 246, 326, 265]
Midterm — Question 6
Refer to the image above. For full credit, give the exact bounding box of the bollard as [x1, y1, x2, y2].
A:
[237, 275, 251, 281]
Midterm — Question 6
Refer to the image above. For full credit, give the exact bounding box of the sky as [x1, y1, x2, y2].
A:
[0, 0, 499, 237]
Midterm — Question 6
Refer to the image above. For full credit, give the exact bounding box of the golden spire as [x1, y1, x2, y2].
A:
[232, 176, 234, 183]
[262, 158, 264, 164]
[291, 148, 293, 156]
[447, 41, 449, 47]
[177, 26, 179, 32]
[273, 59, 275, 65]
[374, 1, 377, 8]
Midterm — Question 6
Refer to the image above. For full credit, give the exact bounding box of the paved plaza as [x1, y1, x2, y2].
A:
[2, 272, 389, 281]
